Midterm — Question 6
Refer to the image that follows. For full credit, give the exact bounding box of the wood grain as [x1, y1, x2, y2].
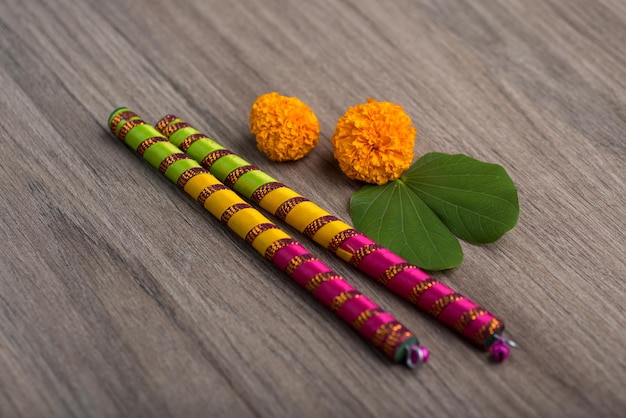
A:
[0, 0, 624, 416]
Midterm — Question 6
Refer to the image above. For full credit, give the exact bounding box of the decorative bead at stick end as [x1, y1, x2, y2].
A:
[406, 345, 430, 368]
[490, 335, 517, 362]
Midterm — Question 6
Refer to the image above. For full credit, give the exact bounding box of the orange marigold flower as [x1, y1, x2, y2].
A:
[249, 92, 320, 162]
[330, 98, 417, 185]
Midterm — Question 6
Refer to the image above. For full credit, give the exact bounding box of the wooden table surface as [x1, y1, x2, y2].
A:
[1, 0, 624, 416]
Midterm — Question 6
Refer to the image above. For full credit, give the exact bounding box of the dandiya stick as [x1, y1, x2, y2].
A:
[154, 114, 516, 361]
[108, 108, 429, 367]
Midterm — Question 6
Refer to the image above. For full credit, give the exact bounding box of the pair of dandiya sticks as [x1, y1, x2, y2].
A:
[108, 107, 516, 368]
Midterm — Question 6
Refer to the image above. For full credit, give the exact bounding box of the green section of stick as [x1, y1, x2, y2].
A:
[165, 158, 200, 183]
[160, 120, 279, 198]
[234, 170, 277, 199]
[125, 124, 158, 151]
[143, 141, 183, 170]
[187, 140, 227, 162]
[168, 125, 199, 147]
[210, 154, 250, 181]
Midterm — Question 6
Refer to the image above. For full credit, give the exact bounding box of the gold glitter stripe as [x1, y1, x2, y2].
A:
[382, 324, 406, 355]
[284, 254, 317, 276]
[328, 229, 360, 254]
[352, 308, 381, 331]
[110, 110, 137, 134]
[304, 272, 341, 293]
[201, 149, 235, 169]
[349, 243, 381, 268]
[264, 238, 298, 261]
[407, 278, 437, 305]
[302, 215, 339, 238]
[118, 119, 146, 142]
[244, 223, 279, 245]
[274, 196, 309, 220]
[428, 293, 465, 318]
[454, 308, 488, 333]
[378, 263, 417, 286]
[178, 133, 207, 152]
[383, 328, 412, 357]
[371, 322, 396, 347]
[473, 318, 503, 347]
[250, 182, 285, 204]
[197, 184, 230, 206]
[137, 136, 168, 156]
[220, 203, 253, 224]
[224, 165, 258, 188]
[159, 153, 188, 174]
[163, 121, 191, 137]
[329, 290, 362, 312]
[155, 114, 178, 134]
[177, 167, 208, 189]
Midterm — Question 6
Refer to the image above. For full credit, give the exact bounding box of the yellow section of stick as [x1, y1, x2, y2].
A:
[184, 173, 221, 199]
[313, 220, 355, 261]
[251, 228, 292, 255]
[285, 201, 332, 232]
[260, 187, 301, 214]
[204, 189, 241, 219]
[228, 208, 271, 239]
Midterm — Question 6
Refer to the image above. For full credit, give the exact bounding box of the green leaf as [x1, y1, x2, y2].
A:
[402, 152, 519, 244]
[350, 180, 463, 271]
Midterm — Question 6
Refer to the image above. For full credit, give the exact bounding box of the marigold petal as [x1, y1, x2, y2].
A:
[249, 92, 320, 162]
[330, 98, 417, 185]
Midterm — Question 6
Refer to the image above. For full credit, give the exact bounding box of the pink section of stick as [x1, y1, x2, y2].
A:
[336, 296, 379, 324]
[416, 283, 455, 311]
[341, 235, 430, 282]
[437, 298, 479, 326]
[272, 244, 309, 271]
[387, 270, 430, 298]
[358, 247, 406, 278]
[463, 313, 496, 343]
[291, 260, 332, 287]
[313, 280, 357, 307]
[359, 313, 397, 340]
[339, 233, 374, 254]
